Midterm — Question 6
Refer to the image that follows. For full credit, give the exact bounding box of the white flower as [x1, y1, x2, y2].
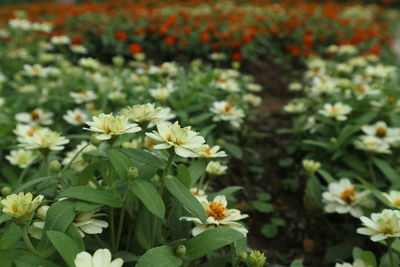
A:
[196, 145, 227, 158]
[288, 82, 302, 92]
[70, 45, 87, 54]
[352, 84, 379, 99]
[13, 124, 42, 140]
[70, 90, 97, 104]
[19, 128, 69, 151]
[149, 87, 174, 101]
[319, 102, 352, 121]
[160, 62, 179, 76]
[63, 109, 89, 126]
[9, 18, 31, 30]
[247, 83, 262, 92]
[74, 248, 123, 267]
[357, 209, 400, 242]
[215, 76, 240, 93]
[62, 141, 97, 171]
[322, 178, 375, 218]
[146, 122, 205, 157]
[6, 149, 37, 168]
[22, 64, 49, 77]
[180, 195, 248, 236]
[310, 76, 338, 96]
[73, 210, 108, 237]
[85, 113, 141, 140]
[119, 103, 164, 125]
[50, 35, 70, 45]
[1, 192, 43, 225]
[335, 259, 367, 267]
[190, 188, 208, 202]
[31, 22, 52, 32]
[283, 102, 306, 114]
[361, 121, 400, 145]
[147, 107, 176, 128]
[210, 101, 245, 128]
[210, 53, 227, 61]
[206, 161, 228, 175]
[243, 94, 261, 107]
[78, 57, 101, 70]
[354, 135, 391, 154]
[383, 191, 400, 209]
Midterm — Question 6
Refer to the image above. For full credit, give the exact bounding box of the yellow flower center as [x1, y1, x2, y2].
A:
[27, 128, 37, 137]
[382, 226, 394, 234]
[208, 202, 227, 220]
[356, 85, 365, 93]
[74, 114, 83, 121]
[79, 90, 88, 95]
[340, 188, 355, 204]
[394, 200, 400, 207]
[225, 104, 233, 112]
[387, 96, 396, 103]
[30, 111, 40, 120]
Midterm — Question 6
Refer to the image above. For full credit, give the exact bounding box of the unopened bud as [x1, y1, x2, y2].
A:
[49, 160, 61, 172]
[248, 250, 266, 267]
[176, 245, 186, 257]
[302, 159, 321, 175]
[112, 56, 124, 66]
[128, 167, 139, 179]
[36, 205, 50, 220]
[1, 186, 12, 196]
[134, 53, 145, 62]
[90, 134, 102, 145]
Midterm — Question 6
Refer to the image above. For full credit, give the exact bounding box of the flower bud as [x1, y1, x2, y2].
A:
[49, 160, 61, 172]
[128, 167, 139, 179]
[134, 53, 145, 62]
[176, 245, 186, 257]
[36, 205, 49, 220]
[1, 186, 12, 196]
[248, 250, 267, 267]
[112, 56, 125, 66]
[302, 159, 321, 175]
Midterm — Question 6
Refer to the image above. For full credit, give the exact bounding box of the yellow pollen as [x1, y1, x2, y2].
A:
[356, 85, 365, 93]
[394, 200, 400, 207]
[74, 114, 83, 121]
[30, 110, 40, 120]
[225, 104, 233, 112]
[376, 127, 387, 138]
[27, 128, 37, 137]
[208, 202, 227, 220]
[340, 188, 355, 204]
[79, 90, 88, 95]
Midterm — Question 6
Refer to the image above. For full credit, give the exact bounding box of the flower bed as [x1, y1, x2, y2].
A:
[0, 0, 395, 65]
[0, 18, 267, 266]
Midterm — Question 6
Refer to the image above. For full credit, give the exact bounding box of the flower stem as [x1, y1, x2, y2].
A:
[367, 155, 377, 184]
[387, 239, 396, 267]
[115, 206, 126, 251]
[20, 226, 41, 257]
[109, 207, 116, 253]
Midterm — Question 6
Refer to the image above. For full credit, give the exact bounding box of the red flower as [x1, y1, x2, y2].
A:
[71, 35, 83, 45]
[165, 36, 176, 46]
[232, 52, 242, 62]
[200, 32, 210, 43]
[115, 30, 127, 41]
[129, 43, 142, 54]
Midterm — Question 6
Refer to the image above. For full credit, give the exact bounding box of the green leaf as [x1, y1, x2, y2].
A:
[261, 224, 278, 238]
[188, 160, 206, 184]
[61, 186, 123, 208]
[212, 186, 243, 199]
[317, 169, 335, 183]
[355, 177, 392, 207]
[189, 113, 213, 124]
[0, 113, 13, 138]
[337, 125, 360, 144]
[184, 228, 244, 261]
[47, 231, 81, 267]
[303, 176, 323, 215]
[372, 157, 400, 184]
[252, 202, 275, 213]
[165, 176, 206, 223]
[14, 254, 59, 267]
[65, 225, 85, 251]
[352, 247, 377, 267]
[119, 148, 165, 169]
[290, 259, 304, 267]
[222, 142, 242, 159]
[76, 161, 104, 186]
[38, 200, 76, 251]
[136, 246, 182, 267]
[177, 164, 192, 189]
[13, 175, 57, 193]
[0, 223, 21, 250]
[303, 140, 333, 150]
[0, 249, 28, 267]
[129, 180, 165, 219]
[106, 149, 132, 179]
[271, 217, 286, 227]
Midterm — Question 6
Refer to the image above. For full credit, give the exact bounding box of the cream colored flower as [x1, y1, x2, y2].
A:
[243, 94, 261, 107]
[206, 161, 228, 175]
[319, 102, 352, 121]
[15, 108, 53, 126]
[215, 76, 240, 93]
[146, 122, 205, 157]
[283, 101, 306, 114]
[302, 159, 321, 175]
[288, 82, 302, 92]
[247, 83, 262, 92]
[190, 188, 208, 202]
[70, 90, 97, 104]
[74, 248, 123, 267]
[210, 53, 227, 61]
[6, 149, 37, 168]
[180, 195, 248, 236]
[19, 128, 69, 151]
[50, 35, 70, 45]
[149, 87, 174, 101]
[354, 135, 391, 154]
[357, 209, 400, 242]
[322, 178, 375, 218]
[196, 145, 227, 158]
[119, 103, 163, 125]
[62, 141, 97, 171]
[63, 109, 88, 126]
[383, 191, 400, 209]
[78, 57, 101, 70]
[335, 259, 367, 267]
[210, 101, 244, 128]
[85, 113, 141, 140]
[361, 121, 400, 145]
[73, 210, 108, 237]
[1, 192, 43, 225]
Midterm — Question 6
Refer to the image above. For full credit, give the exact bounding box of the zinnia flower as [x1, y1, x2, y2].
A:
[146, 122, 205, 157]
[319, 102, 352, 121]
[85, 113, 141, 140]
[357, 209, 400, 242]
[1, 192, 43, 226]
[180, 195, 248, 236]
[6, 149, 37, 168]
[19, 128, 69, 151]
[74, 248, 123, 267]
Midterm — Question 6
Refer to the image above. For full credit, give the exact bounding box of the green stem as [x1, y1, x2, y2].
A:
[388, 241, 395, 267]
[109, 207, 116, 252]
[20, 226, 41, 257]
[151, 151, 175, 247]
[115, 206, 126, 251]
[367, 156, 377, 184]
